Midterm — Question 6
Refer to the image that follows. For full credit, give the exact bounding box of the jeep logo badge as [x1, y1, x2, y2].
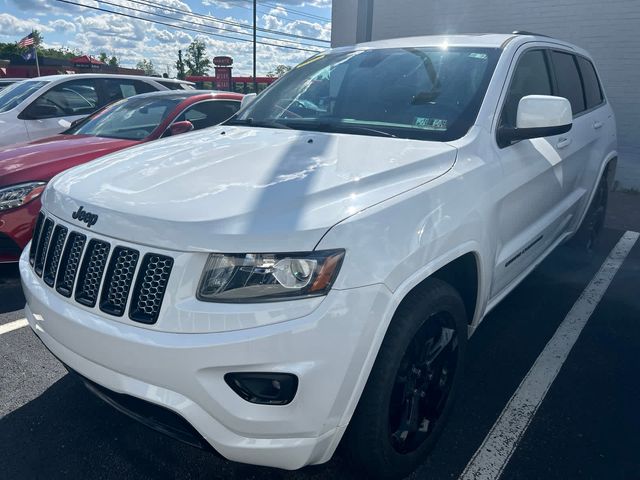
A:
[71, 206, 98, 228]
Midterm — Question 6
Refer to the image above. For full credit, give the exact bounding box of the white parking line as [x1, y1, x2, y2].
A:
[0, 318, 29, 336]
[460, 230, 640, 480]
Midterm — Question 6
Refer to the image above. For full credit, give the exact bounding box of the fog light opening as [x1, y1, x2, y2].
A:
[224, 372, 298, 405]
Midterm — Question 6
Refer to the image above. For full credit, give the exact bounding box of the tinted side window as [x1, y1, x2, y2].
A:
[28, 79, 99, 118]
[577, 56, 603, 109]
[158, 81, 193, 90]
[551, 51, 586, 115]
[102, 79, 157, 104]
[175, 100, 240, 131]
[502, 50, 552, 127]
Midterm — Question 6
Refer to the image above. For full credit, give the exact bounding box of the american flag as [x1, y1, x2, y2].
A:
[17, 33, 35, 48]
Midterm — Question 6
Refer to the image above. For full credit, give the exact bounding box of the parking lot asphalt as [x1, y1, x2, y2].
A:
[1, 196, 639, 479]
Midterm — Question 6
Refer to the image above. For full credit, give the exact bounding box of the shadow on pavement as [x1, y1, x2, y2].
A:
[0, 373, 356, 480]
[0, 263, 24, 314]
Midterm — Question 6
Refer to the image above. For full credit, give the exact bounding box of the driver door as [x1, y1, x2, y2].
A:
[22, 78, 100, 141]
[491, 48, 571, 297]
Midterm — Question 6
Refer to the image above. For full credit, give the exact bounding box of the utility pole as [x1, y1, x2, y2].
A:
[253, 0, 257, 93]
[33, 30, 40, 77]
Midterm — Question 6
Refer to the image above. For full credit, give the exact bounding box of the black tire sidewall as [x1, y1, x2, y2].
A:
[344, 279, 468, 479]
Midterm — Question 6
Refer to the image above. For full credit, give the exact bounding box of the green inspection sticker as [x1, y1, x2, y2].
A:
[415, 117, 448, 131]
[469, 53, 488, 60]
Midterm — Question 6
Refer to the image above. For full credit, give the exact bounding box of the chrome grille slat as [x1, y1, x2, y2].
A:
[43, 225, 68, 287]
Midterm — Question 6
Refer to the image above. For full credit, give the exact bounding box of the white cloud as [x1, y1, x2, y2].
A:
[50, 18, 76, 33]
[3, 0, 329, 76]
[0, 13, 53, 38]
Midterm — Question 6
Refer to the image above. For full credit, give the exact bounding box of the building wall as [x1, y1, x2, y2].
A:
[332, 0, 640, 188]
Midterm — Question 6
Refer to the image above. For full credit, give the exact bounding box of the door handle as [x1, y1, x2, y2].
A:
[593, 121, 603, 129]
[556, 137, 572, 149]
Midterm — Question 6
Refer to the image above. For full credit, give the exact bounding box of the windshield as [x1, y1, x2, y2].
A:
[67, 96, 183, 140]
[232, 47, 499, 141]
[0, 80, 48, 113]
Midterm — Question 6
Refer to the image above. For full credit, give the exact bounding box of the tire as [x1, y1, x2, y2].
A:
[343, 278, 468, 480]
[567, 171, 609, 258]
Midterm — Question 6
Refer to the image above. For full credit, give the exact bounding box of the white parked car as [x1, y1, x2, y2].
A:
[0, 74, 193, 147]
[20, 33, 616, 479]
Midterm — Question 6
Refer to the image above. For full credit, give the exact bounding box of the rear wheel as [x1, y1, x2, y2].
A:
[568, 171, 609, 257]
[343, 279, 467, 480]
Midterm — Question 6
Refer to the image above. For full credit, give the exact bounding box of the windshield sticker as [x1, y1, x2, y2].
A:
[469, 53, 488, 60]
[415, 117, 448, 131]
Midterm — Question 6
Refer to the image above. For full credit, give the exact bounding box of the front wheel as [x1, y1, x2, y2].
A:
[343, 279, 467, 480]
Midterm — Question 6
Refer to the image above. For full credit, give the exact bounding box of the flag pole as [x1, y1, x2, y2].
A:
[34, 30, 40, 77]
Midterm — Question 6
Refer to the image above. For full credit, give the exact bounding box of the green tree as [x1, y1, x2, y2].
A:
[184, 40, 211, 76]
[175, 49, 186, 79]
[136, 59, 157, 76]
[31, 30, 43, 47]
[267, 64, 292, 77]
[98, 51, 108, 63]
[1, 36, 77, 61]
[108, 56, 119, 67]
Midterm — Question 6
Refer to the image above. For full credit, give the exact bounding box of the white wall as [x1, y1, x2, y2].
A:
[332, 0, 640, 188]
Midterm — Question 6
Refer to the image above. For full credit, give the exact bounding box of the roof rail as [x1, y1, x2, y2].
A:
[512, 30, 550, 37]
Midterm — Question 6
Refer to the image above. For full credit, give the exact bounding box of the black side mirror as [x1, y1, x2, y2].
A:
[21, 103, 60, 120]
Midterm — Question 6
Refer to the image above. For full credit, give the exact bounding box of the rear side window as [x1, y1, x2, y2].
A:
[577, 57, 603, 109]
[101, 79, 157, 104]
[551, 51, 586, 115]
[158, 81, 193, 90]
[501, 50, 552, 127]
[174, 100, 240, 131]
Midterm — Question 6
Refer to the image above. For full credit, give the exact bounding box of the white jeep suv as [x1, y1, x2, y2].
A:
[20, 33, 616, 479]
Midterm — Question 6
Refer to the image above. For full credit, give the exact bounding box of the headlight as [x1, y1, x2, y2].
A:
[197, 249, 345, 303]
[0, 182, 47, 211]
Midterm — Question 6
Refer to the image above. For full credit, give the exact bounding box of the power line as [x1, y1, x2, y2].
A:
[56, 0, 324, 53]
[92, 0, 326, 49]
[201, 0, 330, 30]
[261, 1, 331, 22]
[129, 0, 330, 44]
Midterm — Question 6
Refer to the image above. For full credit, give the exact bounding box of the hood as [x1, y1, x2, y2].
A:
[0, 135, 140, 187]
[45, 126, 457, 252]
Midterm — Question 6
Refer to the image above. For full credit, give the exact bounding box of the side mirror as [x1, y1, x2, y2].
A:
[498, 95, 572, 148]
[240, 93, 257, 110]
[22, 103, 60, 120]
[168, 120, 194, 136]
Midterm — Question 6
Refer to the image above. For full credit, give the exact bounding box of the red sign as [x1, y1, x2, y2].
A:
[213, 56, 233, 67]
[214, 66, 232, 90]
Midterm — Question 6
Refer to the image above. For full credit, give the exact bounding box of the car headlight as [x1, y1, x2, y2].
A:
[0, 182, 47, 211]
[197, 249, 345, 303]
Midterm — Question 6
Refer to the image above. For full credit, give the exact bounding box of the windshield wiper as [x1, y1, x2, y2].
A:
[284, 120, 397, 138]
[225, 117, 291, 129]
[329, 124, 397, 138]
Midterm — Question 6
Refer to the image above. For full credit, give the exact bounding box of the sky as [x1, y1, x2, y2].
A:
[0, 0, 332, 76]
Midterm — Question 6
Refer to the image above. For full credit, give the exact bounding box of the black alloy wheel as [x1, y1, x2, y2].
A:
[343, 278, 467, 480]
[388, 312, 459, 454]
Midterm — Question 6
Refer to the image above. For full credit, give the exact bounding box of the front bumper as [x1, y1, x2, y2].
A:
[21, 250, 391, 469]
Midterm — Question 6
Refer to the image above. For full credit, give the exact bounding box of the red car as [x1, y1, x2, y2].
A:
[0, 90, 243, 262]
